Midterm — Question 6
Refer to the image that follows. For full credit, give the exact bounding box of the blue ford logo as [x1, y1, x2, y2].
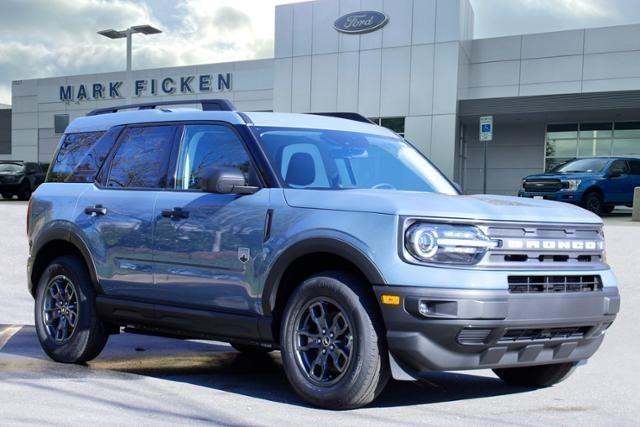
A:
[334, 11, 389, 34]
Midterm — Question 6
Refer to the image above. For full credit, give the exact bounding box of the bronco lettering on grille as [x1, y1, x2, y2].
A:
[504, 240, 603, 251]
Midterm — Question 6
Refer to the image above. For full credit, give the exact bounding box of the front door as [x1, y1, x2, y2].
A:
[152, 124, 268, 315]
[76, 124, 178, 297]
[627, 159, 640, 204]
[603, 160, 633, 204]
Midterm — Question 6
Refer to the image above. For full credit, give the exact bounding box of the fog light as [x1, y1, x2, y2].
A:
[416, 300, 458, 318]
[418, 301, 430, 316]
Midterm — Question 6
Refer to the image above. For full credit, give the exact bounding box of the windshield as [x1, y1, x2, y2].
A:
[552, 158, 609, 173]
[253, 126, 458, 194]
[0, 163, 22, 172]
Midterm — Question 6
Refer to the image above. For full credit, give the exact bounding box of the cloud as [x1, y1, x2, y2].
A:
[517, 0, 613, 18]
[211, 6, 252, 32]
[470, 0, 633, 38]
[1, 0, 639, 105]
[0, 0, 285, 104]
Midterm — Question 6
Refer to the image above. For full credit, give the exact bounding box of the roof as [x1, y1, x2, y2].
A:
[244, 112, 396, 137]
[65, 109, 245, 133]
[0, 103, 10, 110]
[65, 108, 398, 138]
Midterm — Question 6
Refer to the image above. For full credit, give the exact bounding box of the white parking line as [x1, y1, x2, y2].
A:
[0, 325, 22, 351]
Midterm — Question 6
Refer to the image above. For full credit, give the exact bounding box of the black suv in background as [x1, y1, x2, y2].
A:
[0, 161, 46, 200]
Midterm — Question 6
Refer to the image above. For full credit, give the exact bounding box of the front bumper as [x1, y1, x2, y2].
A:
[518, 190, 582, 203]
[0, 182, 22, 193]
[375, 285, 619, 378]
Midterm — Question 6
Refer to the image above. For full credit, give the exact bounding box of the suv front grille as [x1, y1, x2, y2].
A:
[481, 222, 605, 269]
[498, 326, 590, 343]
[508, 275, 602, 293]
[523, 179, 563, 192]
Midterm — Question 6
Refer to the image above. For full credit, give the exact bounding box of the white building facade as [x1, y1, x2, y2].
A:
[10, 0, 640, 195]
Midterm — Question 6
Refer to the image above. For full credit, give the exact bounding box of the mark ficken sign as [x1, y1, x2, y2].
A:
[59, 73, 232, 102]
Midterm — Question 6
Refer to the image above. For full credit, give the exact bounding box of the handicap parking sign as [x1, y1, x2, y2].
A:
[479, 116, 493, 141]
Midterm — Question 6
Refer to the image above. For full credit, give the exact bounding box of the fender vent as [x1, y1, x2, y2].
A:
[508, 275, 602, 293]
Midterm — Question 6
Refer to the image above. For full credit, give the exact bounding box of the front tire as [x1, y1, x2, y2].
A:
[17, 183, 32, 201]
[493, 362, 577, 387]
[602, 205, 615, 214]
[582, 191, 603, 215]
[34, 256, 109, 363]
[280, 271, 389, 409]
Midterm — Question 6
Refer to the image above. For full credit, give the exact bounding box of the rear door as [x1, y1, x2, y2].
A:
[152, 123, 268, 314]
[75, 124, 178, 297]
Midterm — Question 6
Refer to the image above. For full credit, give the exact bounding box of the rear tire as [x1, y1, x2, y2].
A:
[582, 191, 603, 215]
[1, 193, 12, 199]
[280, 271, 389, 409]
[34, 256, 109, 363]
[493, 362, 577, 387]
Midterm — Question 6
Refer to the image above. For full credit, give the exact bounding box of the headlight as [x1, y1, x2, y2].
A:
[561, 179, 581, 191]
[404, 223, 499, 265]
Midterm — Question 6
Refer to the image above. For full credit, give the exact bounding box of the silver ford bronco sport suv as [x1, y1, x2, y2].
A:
[27, 99, 620, 409]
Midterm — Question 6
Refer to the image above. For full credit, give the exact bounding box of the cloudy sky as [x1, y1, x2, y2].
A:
[1, 0, 640, 105]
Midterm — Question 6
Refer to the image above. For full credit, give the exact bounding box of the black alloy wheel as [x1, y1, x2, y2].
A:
[293, 297, 354, 386]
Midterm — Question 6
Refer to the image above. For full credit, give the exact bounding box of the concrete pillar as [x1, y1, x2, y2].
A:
[633, 187, 640, 222]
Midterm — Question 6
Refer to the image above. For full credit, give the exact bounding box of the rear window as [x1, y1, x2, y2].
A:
[48, 130, 115, 183]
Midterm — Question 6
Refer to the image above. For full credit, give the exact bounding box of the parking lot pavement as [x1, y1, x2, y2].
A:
[1, 199, 639, 425]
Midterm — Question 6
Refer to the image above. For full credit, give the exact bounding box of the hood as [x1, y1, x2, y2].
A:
[283, 189, 602, 224]
[524, 172, 600, 180]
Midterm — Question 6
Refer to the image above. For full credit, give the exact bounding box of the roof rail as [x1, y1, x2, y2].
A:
[309, 112, 374, 124]
[87, 99, 236, 116]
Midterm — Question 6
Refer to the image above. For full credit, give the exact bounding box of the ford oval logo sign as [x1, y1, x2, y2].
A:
[334, 11, 389, 34]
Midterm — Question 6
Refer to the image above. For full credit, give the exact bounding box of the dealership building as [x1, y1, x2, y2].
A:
[8, 0, 640, 195]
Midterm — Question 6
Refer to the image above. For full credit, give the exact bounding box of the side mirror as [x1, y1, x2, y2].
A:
[607, 170, 623, 178]
[201, 167, 259, 195]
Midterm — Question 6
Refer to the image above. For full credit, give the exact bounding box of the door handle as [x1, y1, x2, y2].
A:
[84, 204, 107, 216]
[161, 207, 189, 220]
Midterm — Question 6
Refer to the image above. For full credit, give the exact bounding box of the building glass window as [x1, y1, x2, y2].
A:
[54, 114, 69, 134]
[369, 117, 405, 137]
[544, 122, 640, 171]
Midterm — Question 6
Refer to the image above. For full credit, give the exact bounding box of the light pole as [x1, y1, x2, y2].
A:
[98, 25, 161, 102]
[98, 25, 162, 72]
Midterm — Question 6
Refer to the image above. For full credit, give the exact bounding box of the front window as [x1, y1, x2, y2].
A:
[0, 163, 23, 173]
[175, 124, 252, 190]
[253, 127, 457, 194]
[552, 158, 610, 174]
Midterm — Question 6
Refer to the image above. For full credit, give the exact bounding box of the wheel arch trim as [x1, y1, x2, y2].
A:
[29, 222, 102, 297]
[261, 237, 386, 316]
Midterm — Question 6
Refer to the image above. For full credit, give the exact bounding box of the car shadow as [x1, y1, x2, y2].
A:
[602, 211, 633, 218]
[1, 326, 533, 409]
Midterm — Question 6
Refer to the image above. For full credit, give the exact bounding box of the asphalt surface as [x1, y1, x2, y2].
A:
[0, 199, 639, 425]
